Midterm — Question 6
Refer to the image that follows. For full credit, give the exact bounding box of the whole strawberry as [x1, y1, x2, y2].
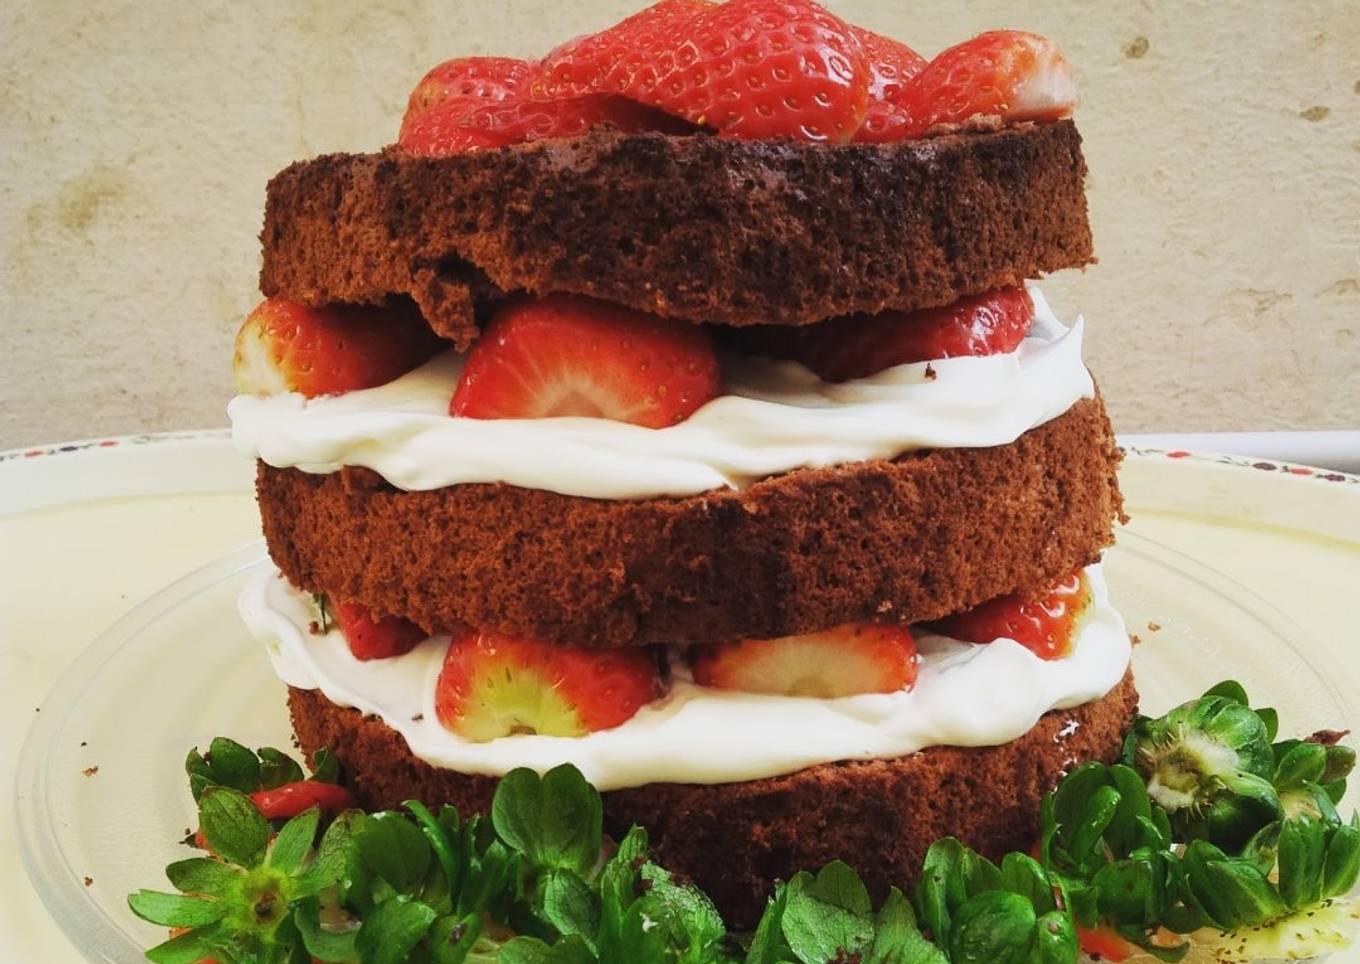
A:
[535, 0, 869, 142]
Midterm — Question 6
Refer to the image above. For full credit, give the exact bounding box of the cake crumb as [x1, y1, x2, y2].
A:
[83, 765, 99, 777]
[1130, 634, 1142, 645]
[1306, 728, 1351, 746]
[308, 620, 322, 635]
[1146, 621, 1161, 632]
[80, 740, 88, 747]
[411, 712, 424, 723]
[923, 363, 937, 381]
[83, 876, 93, 887]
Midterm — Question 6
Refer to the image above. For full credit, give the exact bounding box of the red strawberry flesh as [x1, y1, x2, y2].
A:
[334, 601, 427, 661]
[535, 0, 869, 142]
[399, 90, 686, 156]
[760, 286, 1035, 383]
[896, 30, 1077, 138]
[690, 623, 917, 698]
[930, 571, 1091, 660]
[399, 56, 534, 141]
[434, 629, 663, 741]
[449, 294, 720, 428]
[233, 298, 444, 398]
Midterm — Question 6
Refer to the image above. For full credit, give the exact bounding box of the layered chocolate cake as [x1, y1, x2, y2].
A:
[231, 1, 1135, 927]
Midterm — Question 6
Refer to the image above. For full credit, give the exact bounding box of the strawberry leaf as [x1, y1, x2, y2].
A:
[268, 805, 320, 875]
[780, 861, 873, 962]
[355, 894, 437, 964]
[744, 880, 790, 964]
[405, 799, 459, 897]
[206, 736, 262, 792]
[356, 811, 433, 894]
[946, 890, 1036, 964]
[257, 746, 306, 789]
[492, 765, 602, 875]
[295, 809, 359, 897]
[295, 896, 359, 961]
[127, 890, 225, 927]
[866, 887, 946, 964]
[634, 861, 725, 954]
[199, 786, 269, 868]
[1322, 820, 1360, 898]
[144, 923, 225, 964]
[1204, 679, 1250, 706]
[499, 934, 595, 964]
[539, 869, 599, 950]
[427, 911, 484, 964]
[164, 857, 243, 897]
[311, 746, 342, 784]
[1275, 741, 1328, 791]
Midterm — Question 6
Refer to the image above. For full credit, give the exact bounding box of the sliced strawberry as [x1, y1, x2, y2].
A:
[232, 298, 444, 398]
[930, 572, 1090, 660]
[690, 624, 917, 698]
[896, 30, 1077, 138]
[760, 287, 1034, 383]
[535, 0, 869, 143]
[532, 0, 714, 98]
[449, 294, 720, 428]
[852, 25, 926, 103]
[399, 56, 534, 142]
[398, 90, 683, 156]
[333, 601, 427, 661]
[434, 629, 663, 741]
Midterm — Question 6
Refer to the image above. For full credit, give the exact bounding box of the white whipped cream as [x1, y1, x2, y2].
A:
[229, 289, 1094, 500]
[241, 562, 1131, 791]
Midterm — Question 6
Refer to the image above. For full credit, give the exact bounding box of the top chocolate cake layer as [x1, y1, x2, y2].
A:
[260, 121, 1093, 349]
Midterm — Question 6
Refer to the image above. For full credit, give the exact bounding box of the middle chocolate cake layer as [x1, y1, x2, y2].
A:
[257, 395, 1123, 648]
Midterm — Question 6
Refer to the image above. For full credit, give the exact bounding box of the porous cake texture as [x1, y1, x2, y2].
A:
[260, 122, 1093, 349]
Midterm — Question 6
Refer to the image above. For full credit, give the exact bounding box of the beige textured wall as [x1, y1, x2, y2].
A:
[3, 1, 1357, 448]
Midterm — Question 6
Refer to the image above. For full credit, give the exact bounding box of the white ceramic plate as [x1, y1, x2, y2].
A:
[15, 529, 1357, 964]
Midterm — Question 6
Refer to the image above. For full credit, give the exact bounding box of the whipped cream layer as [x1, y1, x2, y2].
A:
[241, 562, 1131, 791]
[229, 289, 1094, 500]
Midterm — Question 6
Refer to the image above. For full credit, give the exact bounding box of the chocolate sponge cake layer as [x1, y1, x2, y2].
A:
[260, 121, 1093, 349]
[289, 671, 1137, 928]
[257, 396, 1123, 648]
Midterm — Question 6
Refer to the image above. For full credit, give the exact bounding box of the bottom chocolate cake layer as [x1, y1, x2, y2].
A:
[289, 671, 1138, 928]
[260, 395, 1124, 649]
